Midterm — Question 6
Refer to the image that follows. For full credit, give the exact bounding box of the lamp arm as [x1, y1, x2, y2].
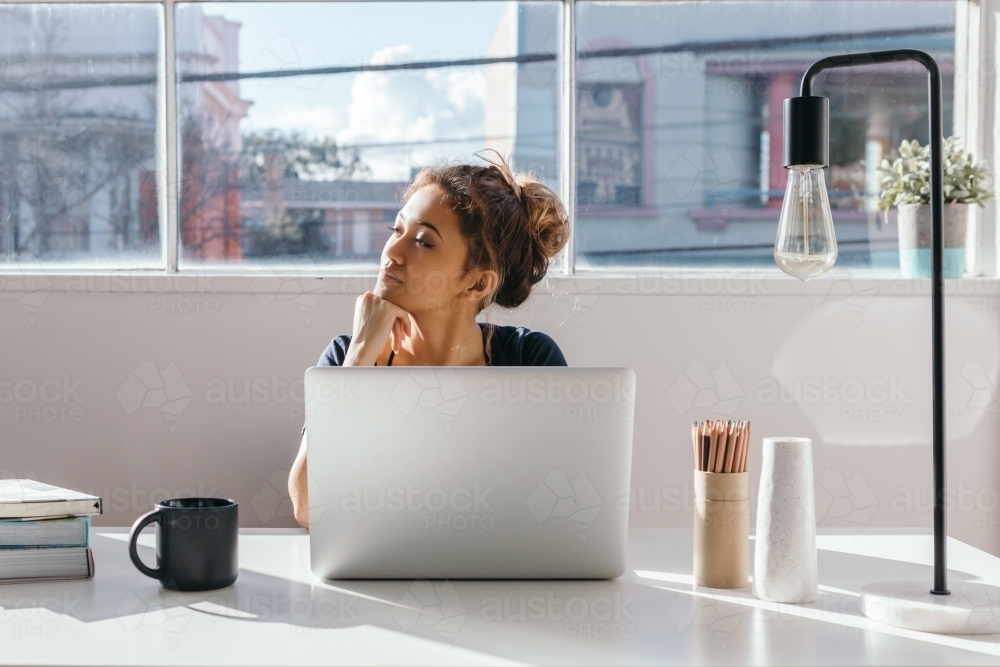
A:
[800, 49, 941, 96]
[799, 48, 949, 596]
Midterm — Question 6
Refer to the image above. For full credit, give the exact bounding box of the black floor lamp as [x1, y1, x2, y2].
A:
[776, 48, 999, 634]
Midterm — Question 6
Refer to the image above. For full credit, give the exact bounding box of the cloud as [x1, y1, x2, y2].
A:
[336, 45, 487, 180]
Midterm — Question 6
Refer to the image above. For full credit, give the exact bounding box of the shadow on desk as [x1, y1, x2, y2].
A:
[0, 531, 997, 665]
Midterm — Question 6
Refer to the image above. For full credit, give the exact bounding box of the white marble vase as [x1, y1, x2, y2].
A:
[753, 437, 818, 603]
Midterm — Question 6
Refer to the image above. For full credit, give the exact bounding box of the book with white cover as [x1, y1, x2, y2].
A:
[0, 547, 95, 583]
[0, 480, 102, 519]
[0, 516, 90, 547]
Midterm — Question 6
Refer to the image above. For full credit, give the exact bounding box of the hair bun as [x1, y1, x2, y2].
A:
[516, 175, 570, 266]
[490, 171, 568, 308]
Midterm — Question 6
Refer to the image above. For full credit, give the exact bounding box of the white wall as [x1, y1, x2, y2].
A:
[1, 273, 998, 556]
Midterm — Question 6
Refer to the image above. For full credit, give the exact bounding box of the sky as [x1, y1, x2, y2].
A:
[185, 2, 513, 180]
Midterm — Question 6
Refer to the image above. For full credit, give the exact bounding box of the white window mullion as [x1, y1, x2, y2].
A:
[560, 0, 576, 276]
[956, 0, 997, 277]
[980, 0, 1000, 277]
[163, 0, 179, 273]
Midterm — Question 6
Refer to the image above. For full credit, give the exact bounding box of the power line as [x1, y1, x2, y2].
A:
[184, 24, 953, 84]
[0, 25, 952, 92]
[583, 237, 895, 256]
[316, 97, 950, 153]
[576, 25, 951, 61]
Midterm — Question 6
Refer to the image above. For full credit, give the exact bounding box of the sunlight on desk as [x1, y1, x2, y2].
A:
[0, 528, 997, 666]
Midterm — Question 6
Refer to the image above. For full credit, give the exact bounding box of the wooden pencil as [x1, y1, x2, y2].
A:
[697, 422, 707, 470]
[736, 422, 743, 471]
[722, 421, 730, 473]
[717, 420, 730, 473]
[747, 422, 752, 471]
[740, 422, 750, 472]
[734, 423, 744, 473]
[718, 421, 729, 473]
[735, 422, 745, 473]
[724, 421, 738, 473]
[707, 421, 718, 473]
[698, 422, 705, 470]
[691, 421, 698, 470]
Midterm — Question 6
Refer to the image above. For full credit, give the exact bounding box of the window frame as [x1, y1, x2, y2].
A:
[0, 0, 995, 284]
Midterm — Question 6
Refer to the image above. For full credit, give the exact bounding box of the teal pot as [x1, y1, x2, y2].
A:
[896, 202, 968, 278]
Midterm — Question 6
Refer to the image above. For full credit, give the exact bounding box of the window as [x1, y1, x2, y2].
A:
[0, 4, 163, 267]
[573, 0, 957, 270]
[0, 0, 981, 276]
[175, 1, 561, 267]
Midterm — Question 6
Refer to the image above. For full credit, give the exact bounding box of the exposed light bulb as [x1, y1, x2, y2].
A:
[774, 165, 838, 280]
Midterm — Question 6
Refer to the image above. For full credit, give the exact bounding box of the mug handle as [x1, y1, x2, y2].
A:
[128, 509, 163, 580]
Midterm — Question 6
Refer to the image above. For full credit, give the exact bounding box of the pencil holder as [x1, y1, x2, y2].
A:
[693, 470, 749, 589]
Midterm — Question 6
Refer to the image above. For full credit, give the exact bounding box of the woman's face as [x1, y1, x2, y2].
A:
[375, 184, 493, 316]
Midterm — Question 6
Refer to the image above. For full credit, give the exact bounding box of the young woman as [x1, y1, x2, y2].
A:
[289, 158, 570, 526]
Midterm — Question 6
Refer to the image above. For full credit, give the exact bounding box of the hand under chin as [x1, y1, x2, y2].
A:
[374, 281, 396, 296]
[374, 283, 407, 306]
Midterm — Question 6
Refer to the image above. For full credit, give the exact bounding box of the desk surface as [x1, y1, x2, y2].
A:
[0, 528, 998, 666]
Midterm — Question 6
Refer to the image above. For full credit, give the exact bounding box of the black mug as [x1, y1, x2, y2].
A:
[128, 498, 239, 591]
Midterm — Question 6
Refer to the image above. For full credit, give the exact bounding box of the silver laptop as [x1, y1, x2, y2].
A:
[304, 366, 635, 579]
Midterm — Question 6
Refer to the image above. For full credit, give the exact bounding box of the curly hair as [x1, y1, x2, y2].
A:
[401, 154, 569, 312]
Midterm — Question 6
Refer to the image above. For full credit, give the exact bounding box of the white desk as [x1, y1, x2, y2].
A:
[0, 528, 998, 665]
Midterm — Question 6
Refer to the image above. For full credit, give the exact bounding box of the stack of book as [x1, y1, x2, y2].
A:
[0, 479, 101, 583]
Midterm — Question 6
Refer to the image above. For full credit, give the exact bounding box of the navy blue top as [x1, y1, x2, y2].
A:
[301, 324, 565, 435]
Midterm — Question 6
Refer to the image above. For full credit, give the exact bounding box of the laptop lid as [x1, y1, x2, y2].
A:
[304, 366, 635, 579]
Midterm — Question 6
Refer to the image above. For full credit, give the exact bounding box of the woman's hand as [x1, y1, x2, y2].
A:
[343, 292, 412, 366]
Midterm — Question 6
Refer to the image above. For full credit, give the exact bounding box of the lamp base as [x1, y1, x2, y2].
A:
[861, 579, 1000, 634]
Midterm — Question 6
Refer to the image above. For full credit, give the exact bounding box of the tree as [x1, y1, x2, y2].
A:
[240, 130, 369, 183]
[0, 7, 158, 261]
[237, 130, 371, 258]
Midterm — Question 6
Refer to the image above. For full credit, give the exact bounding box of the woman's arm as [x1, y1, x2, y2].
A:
[289, 433, 309, 528]
[289, 292, 410, 528]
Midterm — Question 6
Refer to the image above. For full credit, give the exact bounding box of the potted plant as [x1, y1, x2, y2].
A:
[877, 136, 993, 278]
